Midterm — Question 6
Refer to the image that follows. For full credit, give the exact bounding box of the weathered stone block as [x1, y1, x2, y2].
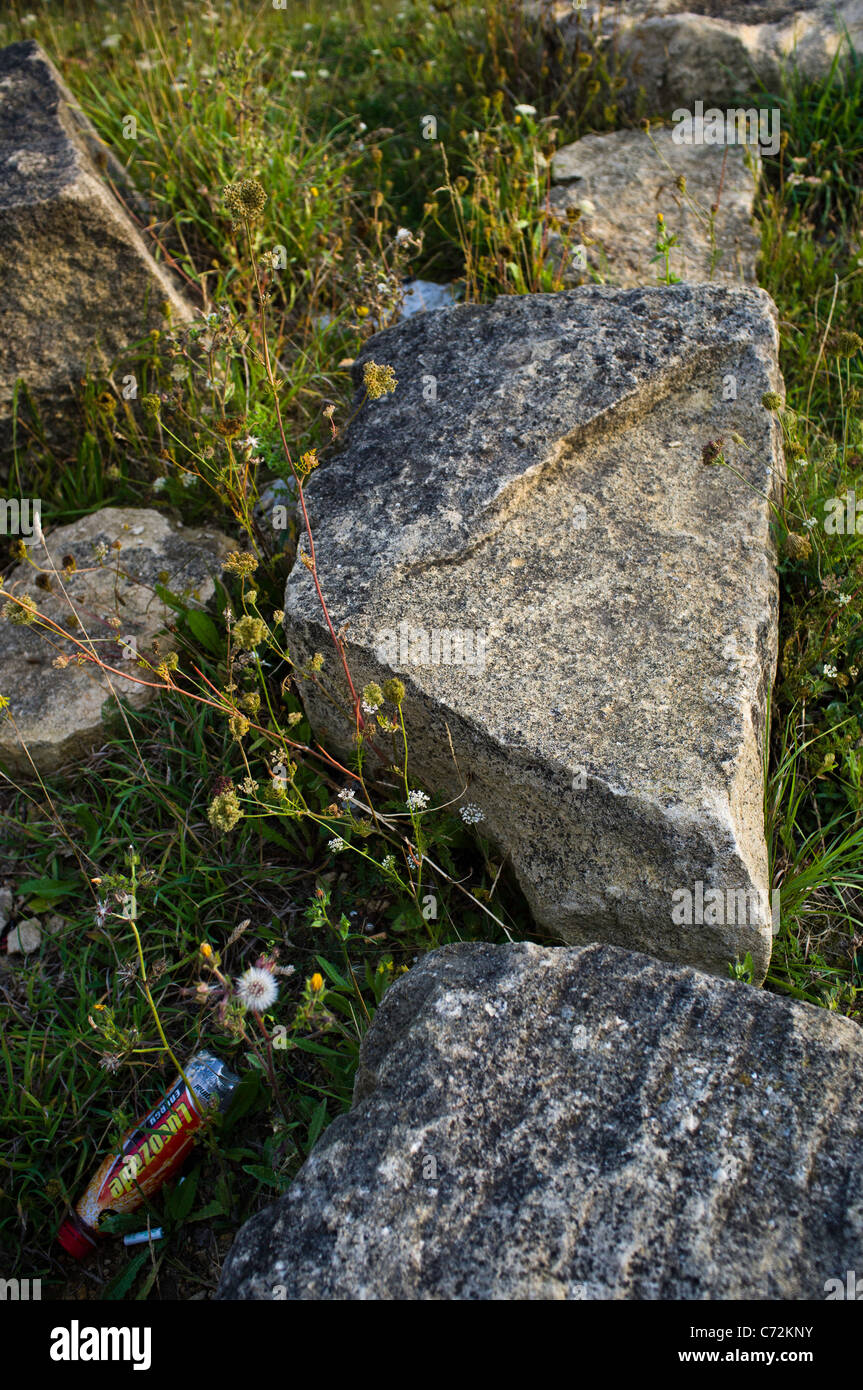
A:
[218, 941, 863, 1300]
[0, 41, 191, 461]
[0, 508, 233, 775]
[550, 124, 761, 287]
[283, 285, 784, 980]
[533, 1, 863, 112]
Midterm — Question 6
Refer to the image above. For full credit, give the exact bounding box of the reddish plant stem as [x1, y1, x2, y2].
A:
[245, 222, 365, 745]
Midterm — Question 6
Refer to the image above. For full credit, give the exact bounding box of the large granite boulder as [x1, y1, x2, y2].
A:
[0, 41, 192, 463]
[218, 941, 863, 1300]
[550, 124, 761, 287]
[536, 0, 861, 112]
[283, 285, 784, 981]
[534, 1, 863, 112]
[0, 508, 233, 776]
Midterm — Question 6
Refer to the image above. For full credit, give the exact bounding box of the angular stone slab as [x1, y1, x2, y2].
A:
[218, 941, 863, 1300]
[550, 124, 761, 287]
[283, 286, 784, 981]
[0, 41, 192, 461]
[0, 508, 233, 775]
[534, 1, 863, 111]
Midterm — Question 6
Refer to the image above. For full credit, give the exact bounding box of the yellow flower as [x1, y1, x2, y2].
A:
[208, 788, 243, 833]
[200, 942, 214, 959]
[363, 361, 397, 400]
[310, 972, 324, 993]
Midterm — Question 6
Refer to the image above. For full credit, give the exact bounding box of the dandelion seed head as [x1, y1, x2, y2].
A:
[236, 966, 278, 1013]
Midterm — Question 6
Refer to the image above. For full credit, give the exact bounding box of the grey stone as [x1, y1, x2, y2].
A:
[218, 940, 863, 1300]
[0, 41, 192, 462]
[6, 917, 41, 953]
[283, 285, 784, 981]
[0, 507, 234, 775]
[533, 1, 863, 111]
[550, 124, 761, 287]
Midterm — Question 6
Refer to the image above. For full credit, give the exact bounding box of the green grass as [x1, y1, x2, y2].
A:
[0, 0, 861, 1299]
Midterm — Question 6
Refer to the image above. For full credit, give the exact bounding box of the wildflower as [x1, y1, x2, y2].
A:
[761, 391, 784, 411]
[240, 435, 259, 450]
[152, 476, 167, 493]
[3, 596, 37, 626]
[141, 393, 161, 417]
[406, 789, 430, 812]
[272, 608, 284, 625]
[381, 854, 396, 873]
[363, 361, 398, 400]
[290, 69, 308, 79]
[328, 836, 346, 853]
[223, 550, 258, 577]
[383, 677, 405, 705]
[0, 694, 9, 714]
[240, 776, 259, 794]
[310, 972, 324, 992]
[239, 691, 261, 714]
[233, 616, 268, 651]
[94, 899, 110, 928]
[362, 681, 384, 711]
[296, 449, 320, 478]
[784, 532, 811, 562]
[838, 593, 851, 606]
[823, 663, 838, 679]
[228, 712, 250, 740]
[460, 803, 484, 825]
[338, 787, 356, 804]
[514, 103, 537, 116]
[200, 942, 214, 960]
[395, 227, 413, 245]
[208, 787, 243, 832]
[803, 517, 818, 530]
[827, 330, 863, 358]
[236, 966, 278, 1013]
[223, 178, 268, 223]
[99, 1052, 123, 1073]
[701, 438, 724, 467]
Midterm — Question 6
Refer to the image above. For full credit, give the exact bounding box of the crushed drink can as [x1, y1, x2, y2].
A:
[57, 1050, 239, 1259]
